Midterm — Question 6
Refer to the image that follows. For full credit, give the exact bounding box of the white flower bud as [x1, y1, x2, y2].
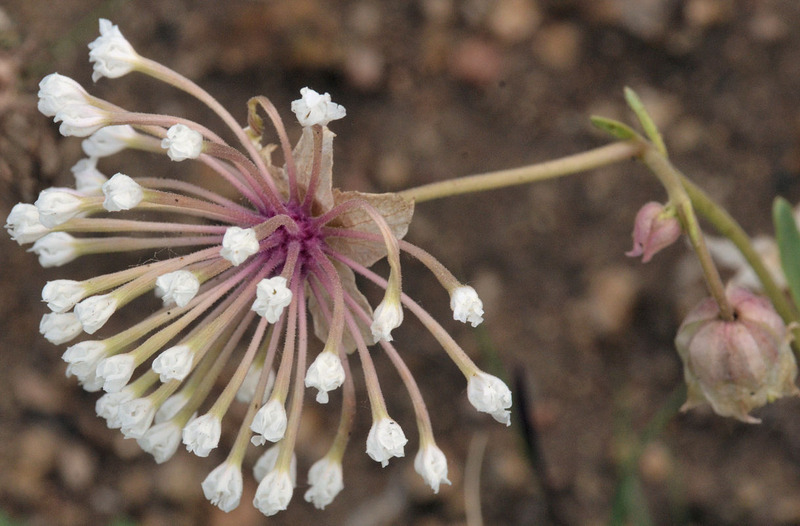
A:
[182, 413, 221, 457]
[253, 444, 297, 484]
[467, 371, 512, 426]
[35, 188, 84, 228]
[152, 345, 194, 383]
[71, 158, 108, 195]
[252, 276, 293, 323]
[62, 340, 106, 381]
[39, 312, 82, 345]
[253, 469, 294, 517]
[42, 279, 85, 313]
[304, 351, 345, 404]
[82, 125, 137, 157]
[95, 388, 135, 428]
[102, 173, 143, 211]
[54, 103, 110, 137]
[154, 270, 199, 308]
[370, 298, 403, 342]
[220, 226, 259, 266]
[161, 124, 203, 161]
[414, 444, 451, 494]
[290, 87, 346, 127]
[88, 19, 140, 82]
[74, 294, 118, 334]
[30, 232, 79, 267]
[95, 353, 136, 393]
[366, 417, 407, 467]
[235, 363, 275, 404]
[37, 73, 90, 117]
[154, 392, 189, 424]
[137, 420, 183, 463]
[118, 397, 156, 439]
[450, 285, 484, 327]
[5, 203, 49, 245]
[202, 461, 244, 512]
[79, 369, 105, 393]
[250, 399, 287, 445]
[304, 457, 344, 510]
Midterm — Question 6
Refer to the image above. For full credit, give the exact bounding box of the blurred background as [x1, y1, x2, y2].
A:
[1, 1, 800, 525]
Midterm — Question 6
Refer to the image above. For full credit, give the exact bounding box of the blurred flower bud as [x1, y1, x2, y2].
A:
[675, 286, 799, 423]
[626, 202, 682, 263]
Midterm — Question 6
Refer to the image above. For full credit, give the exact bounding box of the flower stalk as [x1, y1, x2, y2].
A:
[399, 140, 644, 203]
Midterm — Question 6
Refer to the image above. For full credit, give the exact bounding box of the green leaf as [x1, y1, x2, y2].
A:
[624, 87, 667, 157]
[590, 116, 640, 141]
[773, 197, 800, 310]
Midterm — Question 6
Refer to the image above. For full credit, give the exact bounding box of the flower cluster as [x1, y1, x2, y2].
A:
[6, 20, 511, 515]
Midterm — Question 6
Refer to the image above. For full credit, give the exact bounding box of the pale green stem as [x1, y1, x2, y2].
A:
[174, 311, 257, 426]
[146, 378, 182, 412]
[136, 177, 254, 214]
[126, 370, 159, 398]
[326, 354, 356, 461]
[276, 281, 308, 472]
[639, 146, 734, 321]
[180, 264, 269, 370]
[58, 218, 227, 235]
[335, 252, 478, 378]
[680, 176, 800, 351]
[309, 246, 347, 355]
[111, 262, 255, 358]
[142, 189, 261, 224]
[75, 234, 220, 256]
[137, 57, 285, 209]
[380, 340, 434, 439]
[268, 282, 299, 406]
[301, 125, 324, 211]
[399, 140, 644, 203]
[209, 316, 269, 419]
[79, 245, 219, 297]
[401, 136, 736, 321]
[348, 309, 390, 421]
[110, 111, 225, 144]
[227, 325, 280, 466]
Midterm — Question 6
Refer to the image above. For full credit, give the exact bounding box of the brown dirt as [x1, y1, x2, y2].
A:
[2, 1, 800, 525]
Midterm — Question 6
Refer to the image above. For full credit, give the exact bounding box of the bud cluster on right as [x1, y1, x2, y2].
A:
[675, 285, 799, 423]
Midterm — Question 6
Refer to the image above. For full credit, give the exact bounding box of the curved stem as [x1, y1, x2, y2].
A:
[137, 57, 286, 211]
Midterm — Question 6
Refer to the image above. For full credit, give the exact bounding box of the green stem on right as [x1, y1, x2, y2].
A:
[639, 146, 734, 322]
[680, 176, 800, 350]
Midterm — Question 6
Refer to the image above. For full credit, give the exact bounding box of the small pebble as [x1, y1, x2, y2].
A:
[449, 38, 505, 86]
[57, 442, 97, 493]
[488, 0, 540, 43]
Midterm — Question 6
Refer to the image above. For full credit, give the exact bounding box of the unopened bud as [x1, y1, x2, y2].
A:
[626, 202, 681, 263]
[675, 286, 799, 423]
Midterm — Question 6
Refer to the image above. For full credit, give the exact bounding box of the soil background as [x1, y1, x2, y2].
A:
[2, 1, 800, 525]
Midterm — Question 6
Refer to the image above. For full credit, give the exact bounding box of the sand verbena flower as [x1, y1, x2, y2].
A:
[5, 19, 512, 516]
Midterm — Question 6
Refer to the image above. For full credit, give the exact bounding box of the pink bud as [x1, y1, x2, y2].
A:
[626, 202, 682, 263]
[675, 286, 799, 423]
